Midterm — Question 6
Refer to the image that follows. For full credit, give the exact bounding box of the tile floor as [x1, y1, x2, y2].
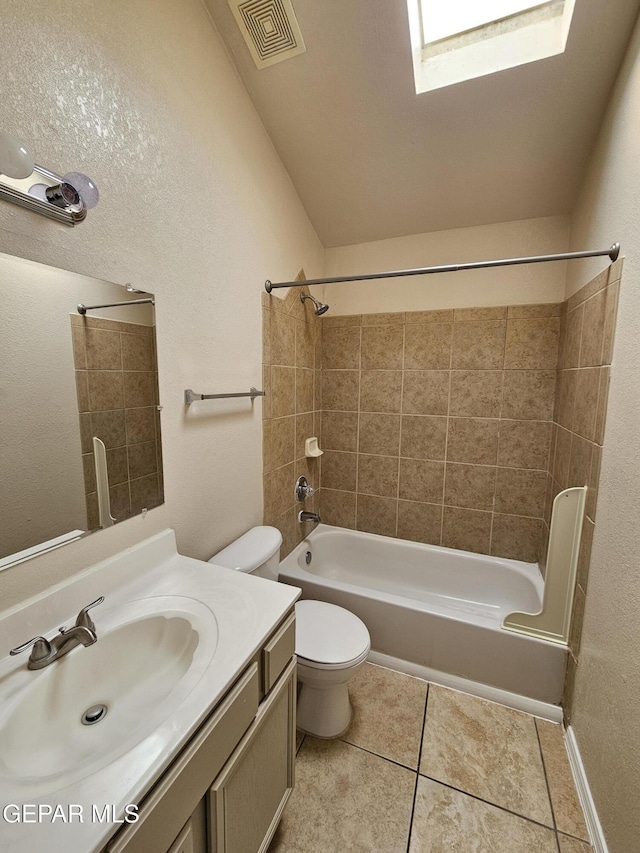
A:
[269, 663, 591, 852]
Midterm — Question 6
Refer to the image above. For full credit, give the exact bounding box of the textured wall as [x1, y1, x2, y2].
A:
[562, 12, 640, 852]
[322, 216, 570, 315]
[0, 0, 323, 607]
[315, 305, 561, 562]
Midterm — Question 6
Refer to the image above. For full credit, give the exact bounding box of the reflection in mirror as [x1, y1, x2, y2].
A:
[0, 252, 163, 570]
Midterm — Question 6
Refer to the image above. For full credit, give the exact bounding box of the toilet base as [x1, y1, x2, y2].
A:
[296, 682, 352, 739]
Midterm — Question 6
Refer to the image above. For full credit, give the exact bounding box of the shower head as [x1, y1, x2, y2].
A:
[300, 291, 329, 316]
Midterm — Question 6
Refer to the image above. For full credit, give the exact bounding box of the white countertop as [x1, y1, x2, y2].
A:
[0, 530, 300, 853]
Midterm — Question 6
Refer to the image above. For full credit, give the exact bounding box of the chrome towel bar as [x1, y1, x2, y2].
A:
[184, 387, 265, 405]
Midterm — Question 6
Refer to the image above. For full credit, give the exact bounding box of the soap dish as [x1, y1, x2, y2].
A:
[305, 437, 323, 458]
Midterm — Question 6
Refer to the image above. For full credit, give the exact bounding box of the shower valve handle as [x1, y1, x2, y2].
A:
[295, 476, 315, 502]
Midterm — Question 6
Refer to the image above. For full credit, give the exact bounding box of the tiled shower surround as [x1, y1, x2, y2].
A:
[71, 314, 163, 527]
[262, 262, 620, 712]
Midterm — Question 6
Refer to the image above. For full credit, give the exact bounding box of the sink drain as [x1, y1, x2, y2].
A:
[81, 704, 108, 726]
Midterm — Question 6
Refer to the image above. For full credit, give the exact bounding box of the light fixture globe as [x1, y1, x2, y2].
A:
[0, 133, 34, 179]
[63, 172, 99, 209]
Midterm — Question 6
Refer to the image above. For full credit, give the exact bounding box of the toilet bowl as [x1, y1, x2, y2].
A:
[209, 526, 371, 738]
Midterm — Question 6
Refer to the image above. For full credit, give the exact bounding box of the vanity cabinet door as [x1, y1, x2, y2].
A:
[208, 657, 296, 853]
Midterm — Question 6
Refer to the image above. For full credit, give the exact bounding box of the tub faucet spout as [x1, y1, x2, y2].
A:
[299, 511, 321, 524]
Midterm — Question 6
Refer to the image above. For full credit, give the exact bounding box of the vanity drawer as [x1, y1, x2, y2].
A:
[262, 610, 295, 694]
[106, 663, 259, 853]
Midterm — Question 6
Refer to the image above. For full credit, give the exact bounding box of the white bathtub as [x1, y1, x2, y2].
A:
[279, 524, 566, 709]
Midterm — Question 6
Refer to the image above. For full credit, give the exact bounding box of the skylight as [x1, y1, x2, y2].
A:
[407, 0, 576, 94]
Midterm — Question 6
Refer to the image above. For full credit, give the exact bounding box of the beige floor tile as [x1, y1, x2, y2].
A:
[342, 663, 428, 769]
[558, 833, 592, 852]
[409, 777, 558, 853]
[269, 737, 414, 853]
[536, 719, 590, 841]
[420, 685, 553, 826]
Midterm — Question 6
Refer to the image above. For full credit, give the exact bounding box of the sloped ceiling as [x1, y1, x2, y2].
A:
[205, 0, 640, 247]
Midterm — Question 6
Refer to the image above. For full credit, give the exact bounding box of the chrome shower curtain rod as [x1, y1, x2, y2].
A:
[264, 242, 620, 292]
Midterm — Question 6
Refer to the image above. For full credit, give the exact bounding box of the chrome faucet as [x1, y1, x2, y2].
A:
[299, 511, 321, 524]
[9, 596, 104, 670]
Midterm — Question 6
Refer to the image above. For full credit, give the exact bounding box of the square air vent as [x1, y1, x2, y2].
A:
[228, 0, 306, 69]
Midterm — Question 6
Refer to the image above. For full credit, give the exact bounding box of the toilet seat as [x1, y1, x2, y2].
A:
[295, 600, 370, 671]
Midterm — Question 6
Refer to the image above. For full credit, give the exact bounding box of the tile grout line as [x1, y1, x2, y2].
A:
[534, 718, 563, 853]
[405, 682, 430, 853]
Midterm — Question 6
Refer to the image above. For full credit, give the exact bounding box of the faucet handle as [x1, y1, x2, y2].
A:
[75, 596, 105, 631]
[9, 636, 52, 661]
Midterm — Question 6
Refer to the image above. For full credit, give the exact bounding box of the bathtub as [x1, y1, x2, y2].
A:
[279, 524, 566, 710]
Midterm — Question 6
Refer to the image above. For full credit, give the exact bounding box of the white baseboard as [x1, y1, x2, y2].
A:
[565, 726, 608, 853]
[367, 650, 563, 722]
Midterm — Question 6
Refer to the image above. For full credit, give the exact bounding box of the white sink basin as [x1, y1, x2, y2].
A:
[0, 595, 218, 795]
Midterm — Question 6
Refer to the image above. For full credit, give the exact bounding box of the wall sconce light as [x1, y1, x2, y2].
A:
[0, 132, 99, 226]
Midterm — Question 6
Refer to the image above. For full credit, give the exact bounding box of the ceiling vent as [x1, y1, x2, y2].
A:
[228, 0, 306, 69]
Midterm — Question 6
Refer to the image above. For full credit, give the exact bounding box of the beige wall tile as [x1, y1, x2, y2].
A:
[553, 427, 572, 489]
[321, 410, 359, 452]
[296, 367, 314, 414]
[322, 326, 361, 369]
[127, 441, 157, 479]
[400, 415, 447, 460]
[358, 454, 399, 498]
[110, 481, 132, 521]
[356, 494, 397, 537]
[594, 366, 610, 445]
[295, 319, 316, 369]
[125, 407, 155, 445]
[449, 370, 502, 418]
[404, 323, 452, 370]
[262, 364, 271, 419]
[71, 325, 86, 369]
[359, 413, 401, 456]
[270, 416, 295, 470]
[454, 307, 507, 321]
[262, 306, 270, 364]
[536, 720, 590, 841]
[360, 370, 403, 413]
[397, 500, 442, 545]
[78, 413, 92, 454]
[320, 488, 356, 528]
[85, 328, 123, 370]
[124, 371, 156, 408]
[90, 370, 125, 411]
[442, 507, 492, 553]
[268, 462, 295, 517]
[321, 450, 357, 492]
[121, 333, 153, 371]
[495, 468, 547, 517]
[498, 420, 551, 470]
[491, 514, 542, 562]
[602, 280, 620, 365]
[504, 318, 559, 369]
[554, 370, 576, 430]
[92, 409, 126, 448]
[130, 473, 161, 513]
[447, 417, 499, 465]
[568, 434, 593, 489]
[579, 289, 606, 367]
[560, 305, 583, 369]
[573, 368, 600, 440]
[451, 320, 506, 369]
[361, 325, 404, 369]
[271, 309, 296, 366]
[570, 583, 587, 657]
[262, 419, 272, 474]
[82, 453, 96, 493]
[507, 303, 562, 318]
[502, 370, 556, 420]
[567, 267, 608, 312]
[271, 366, 296, 418]
[399, 458, 445, 503]
[322, 314, 362, 328]
[445, 463, 497, 511]
[361, 312, 405, 325]
[294, 412, 315, 459]
[586, 444, 601, 520]
[321, 369, 359, 411]
[403, 370, 450, 415]
[577, 517, 594, 591]
[406, 309, 454, 323]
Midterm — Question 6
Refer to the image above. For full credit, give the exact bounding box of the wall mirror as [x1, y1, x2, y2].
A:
[0, 252, 163, 570]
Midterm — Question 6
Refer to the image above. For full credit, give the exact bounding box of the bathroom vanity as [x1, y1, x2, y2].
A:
[0, 530, 300, 853]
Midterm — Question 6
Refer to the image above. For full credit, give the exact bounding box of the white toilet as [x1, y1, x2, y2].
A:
[209, 526, 371, 738]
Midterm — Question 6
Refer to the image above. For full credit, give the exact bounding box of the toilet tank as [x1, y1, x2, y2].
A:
[208, 526, 282, 581]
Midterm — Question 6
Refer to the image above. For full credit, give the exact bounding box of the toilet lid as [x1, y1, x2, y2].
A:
[295, 600, 370, 666]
